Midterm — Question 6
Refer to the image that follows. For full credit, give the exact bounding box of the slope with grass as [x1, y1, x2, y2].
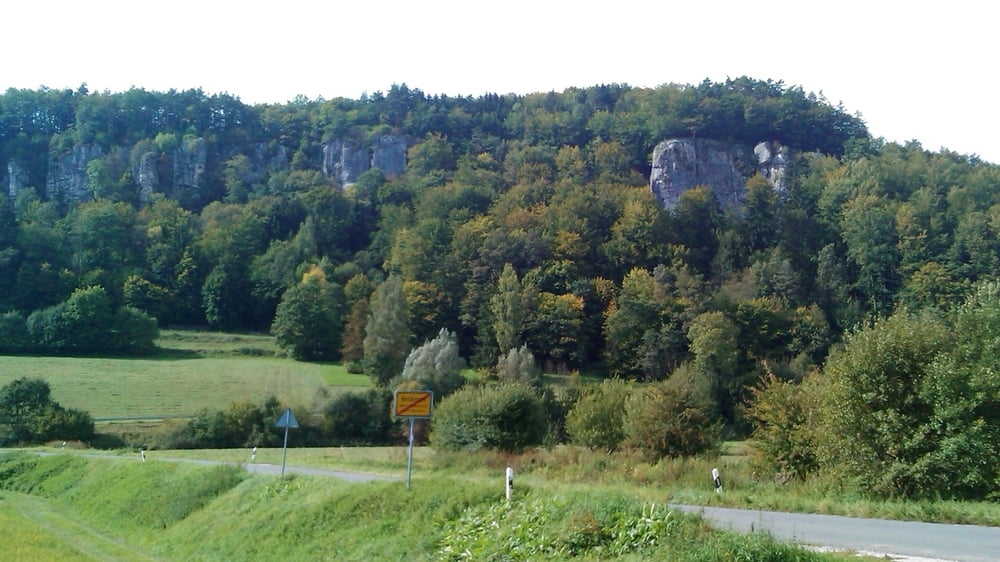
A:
[0, 452, 857, 561]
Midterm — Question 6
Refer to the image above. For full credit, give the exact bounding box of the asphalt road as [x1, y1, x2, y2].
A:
[161, 456, 396, 482]
[195, 456, 1000, 561]
[674, 504, 1000, 562]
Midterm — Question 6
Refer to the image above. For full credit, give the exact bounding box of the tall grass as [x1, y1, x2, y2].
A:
[0, 452, 856, 561]
[425, 445, 1000, 527]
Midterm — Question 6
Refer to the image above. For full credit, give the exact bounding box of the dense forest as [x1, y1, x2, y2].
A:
[2, 77, 998, 435]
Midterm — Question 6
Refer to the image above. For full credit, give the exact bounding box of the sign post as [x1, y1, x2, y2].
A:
[393, 390, 433, 489]
[275, 407, 299, 476]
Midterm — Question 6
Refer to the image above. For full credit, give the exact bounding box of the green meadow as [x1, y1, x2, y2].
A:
[0, 330, 370, 419]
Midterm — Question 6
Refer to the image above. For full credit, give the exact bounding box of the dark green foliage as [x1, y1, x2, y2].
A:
[624, 366, 721, 459]
[0, 311, 32, 353]
[271, 266, 343, 361]
[745, 371, 820, 480]
[363, 275, 411, 386]
[3, 82, 1000, 472]
[818, 310, 952, 498]
[111, 306, 160, 353]
[749, 283, 1000, 500]
[322, 388, 394, 445]
[18, 286, 158, 355]
[0, 378, 94, 445]
[432, 382, 547, 452]
[565, 378, 631, 451]
[156, 396, 283, 449]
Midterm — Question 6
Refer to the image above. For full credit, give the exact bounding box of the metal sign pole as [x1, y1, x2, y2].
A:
[406, 417, 415, 489]
[394, 390, 431, 490]
[275, 407, 298, 478]
[281, 423, 289, 476]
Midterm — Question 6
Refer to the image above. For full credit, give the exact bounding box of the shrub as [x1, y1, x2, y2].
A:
[432, 382, 546, 452]
[322, 389, 394, 445]
[25, 303, 72, 352]
[496, 344, 542, 387]
[23, 286, 159, 354]
[745, 369, 820, 480]
[564, 378, 631, 452]
[155, 397, 283, 449]
[110, 306, 159, 353]
[36, 406, 96, 444]
[0, 311, 32, 353]
[0, 378, 94, 445]
[817, 309, 953, 498]
[624, 365, 720, 459]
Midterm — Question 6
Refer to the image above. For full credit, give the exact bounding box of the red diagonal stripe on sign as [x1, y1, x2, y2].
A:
[398, 393, 430, 414]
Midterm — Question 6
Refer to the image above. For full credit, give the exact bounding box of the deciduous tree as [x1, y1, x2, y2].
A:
[363, 275, 411, 386]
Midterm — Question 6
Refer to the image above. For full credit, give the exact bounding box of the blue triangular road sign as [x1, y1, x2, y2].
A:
[275, 407, 299, 428]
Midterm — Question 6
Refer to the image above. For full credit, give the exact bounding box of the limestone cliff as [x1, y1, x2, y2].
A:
[321, 134, 407, 185]
[173, 137, 206, 197]
[322, 138, 370, 185]
[371, 134, 407, 178]
[46, 143, 104, 203]
[7, 160, 30, 199]
[649, 139, 791, 209]
[136, 151, 158, 205]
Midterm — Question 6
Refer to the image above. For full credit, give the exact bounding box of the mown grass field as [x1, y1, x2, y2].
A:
[0, 330, 370, 419]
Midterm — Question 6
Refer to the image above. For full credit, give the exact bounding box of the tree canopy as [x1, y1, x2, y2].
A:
[2, 79, 999, 456]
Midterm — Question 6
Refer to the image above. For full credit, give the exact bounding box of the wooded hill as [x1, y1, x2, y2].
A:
[1, 78, 997, 431]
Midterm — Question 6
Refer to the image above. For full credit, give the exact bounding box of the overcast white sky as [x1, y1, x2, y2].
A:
[4, 1, 997, 163]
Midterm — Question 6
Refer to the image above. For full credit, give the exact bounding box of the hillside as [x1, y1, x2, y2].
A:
[1, 78, 999, 433]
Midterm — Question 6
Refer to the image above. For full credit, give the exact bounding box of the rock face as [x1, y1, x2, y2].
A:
[322, 134, 407, 185]
[7, 160, 30, 199]
[46, 143, 104, 204]
[371, 135, 407, 178]
[753, 141, 791, 197]
[252, 143, 289, 179]
[136, 151, 159, 205]
[649, 139, 792, 209]
[173, 137, 206, 201]
[323, 138, 370, 185]
[16, 133, 407, 207]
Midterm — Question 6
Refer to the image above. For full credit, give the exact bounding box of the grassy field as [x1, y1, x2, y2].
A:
[4, 329, 1000, 536]
[0, 452, 864, 562]
[0, 330, 371, 419]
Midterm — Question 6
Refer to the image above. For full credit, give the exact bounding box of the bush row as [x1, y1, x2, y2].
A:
[0, 286, 158, 356]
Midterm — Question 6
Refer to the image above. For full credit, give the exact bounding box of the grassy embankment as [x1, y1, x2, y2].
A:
[0, 451, 865, 561]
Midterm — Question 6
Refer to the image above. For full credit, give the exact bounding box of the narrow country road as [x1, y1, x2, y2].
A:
[159, 456, 396, 482]
[161, 456, 1000, 561]
[674, 504, 1000, 562]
